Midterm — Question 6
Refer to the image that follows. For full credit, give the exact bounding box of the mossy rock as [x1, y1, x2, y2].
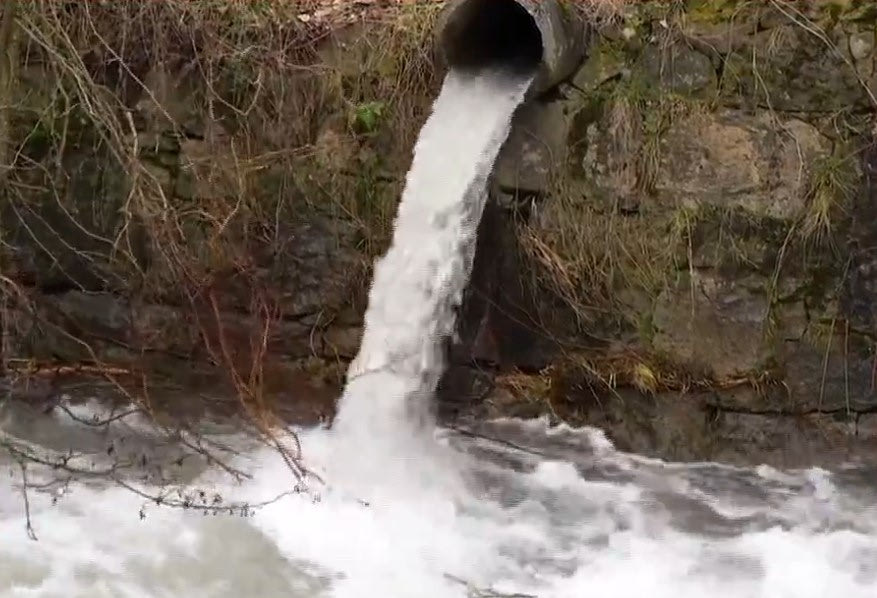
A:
[637, 43, 718, 98]
[721, 24, 877, 112]
[570, 38, 628, 93]
[685, 206, 790, 275]
[655, 110, 831, 220]
[652, 269, 775, 378]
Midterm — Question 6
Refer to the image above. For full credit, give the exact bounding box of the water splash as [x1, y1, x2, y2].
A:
[3, 405, 877, 598]
[326, 68, 533, 500]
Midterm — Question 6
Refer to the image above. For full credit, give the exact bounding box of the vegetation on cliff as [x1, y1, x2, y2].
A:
[1, 0, 877, 467]
[0, 1, 446, 425]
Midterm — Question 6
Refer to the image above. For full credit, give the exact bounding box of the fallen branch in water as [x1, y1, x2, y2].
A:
[1, 424, 321, 541]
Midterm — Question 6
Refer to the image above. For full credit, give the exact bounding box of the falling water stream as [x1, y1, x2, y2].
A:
[2, 67, 877, 598]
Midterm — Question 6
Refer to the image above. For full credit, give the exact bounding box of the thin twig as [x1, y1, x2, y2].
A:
[18, 460, 38, 541]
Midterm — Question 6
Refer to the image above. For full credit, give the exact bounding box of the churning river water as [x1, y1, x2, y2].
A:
[3, 65, 876, 598]
[2, 399, 876, 598]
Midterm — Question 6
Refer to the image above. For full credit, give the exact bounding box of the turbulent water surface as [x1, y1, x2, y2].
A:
[3, 68, 877, 597]
[2, 403, 877, 598]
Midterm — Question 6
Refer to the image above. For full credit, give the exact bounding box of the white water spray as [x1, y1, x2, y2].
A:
[327, 68, 533, 498]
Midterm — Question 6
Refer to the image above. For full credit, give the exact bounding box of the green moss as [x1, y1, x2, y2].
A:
[571, 38, 628, 93]
[16, 92, 104, 162]
[349, 101, 386, 136]
[289, 142, 397, 260]
[685, 0, 755, 24]
[839, 1, 877, 24]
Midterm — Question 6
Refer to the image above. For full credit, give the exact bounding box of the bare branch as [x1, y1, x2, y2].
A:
[17, 460, 38, 541]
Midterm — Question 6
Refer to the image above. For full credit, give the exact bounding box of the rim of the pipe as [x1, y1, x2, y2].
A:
[438, 0, 544, 75]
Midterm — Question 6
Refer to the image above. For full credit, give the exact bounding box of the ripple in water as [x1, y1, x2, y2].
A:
[2, 411, 877, 597]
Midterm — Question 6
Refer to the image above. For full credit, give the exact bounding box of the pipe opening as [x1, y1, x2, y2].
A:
[440, 0, 543, 74]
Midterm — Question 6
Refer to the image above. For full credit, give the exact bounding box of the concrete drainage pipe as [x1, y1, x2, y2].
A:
[436, 0, 588, 96]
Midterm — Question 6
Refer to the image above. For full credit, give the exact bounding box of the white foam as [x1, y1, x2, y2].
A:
[4, 422, 877, 597]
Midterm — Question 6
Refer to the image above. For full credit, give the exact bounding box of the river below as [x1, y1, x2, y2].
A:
[1, 397, 876, 598]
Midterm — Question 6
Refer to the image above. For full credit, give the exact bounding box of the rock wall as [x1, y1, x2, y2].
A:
[1, 3, 441, 423]
[446, 0, 877, 467]
[3, 1, 877, 466]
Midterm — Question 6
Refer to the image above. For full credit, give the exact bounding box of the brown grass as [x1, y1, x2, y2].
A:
[519, 174, 690, 333]
[568, 0, 635, 20]
[0, 0, 449, 480]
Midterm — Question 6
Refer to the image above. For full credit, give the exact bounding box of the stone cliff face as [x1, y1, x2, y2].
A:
[3, 1, 877, 466]
[445, 0, 877, 467]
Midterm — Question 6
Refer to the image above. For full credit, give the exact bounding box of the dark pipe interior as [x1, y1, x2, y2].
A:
[441, 0, 543, 74]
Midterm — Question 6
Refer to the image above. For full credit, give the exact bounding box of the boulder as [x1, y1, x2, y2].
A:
[652, 271, 771, 378]
[722, 25, 877, 112]
[493, 96, 571, 194]
[638, 43, 717, 97]
[710, 411, 858, 468]
[655, 110, 829, 219]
